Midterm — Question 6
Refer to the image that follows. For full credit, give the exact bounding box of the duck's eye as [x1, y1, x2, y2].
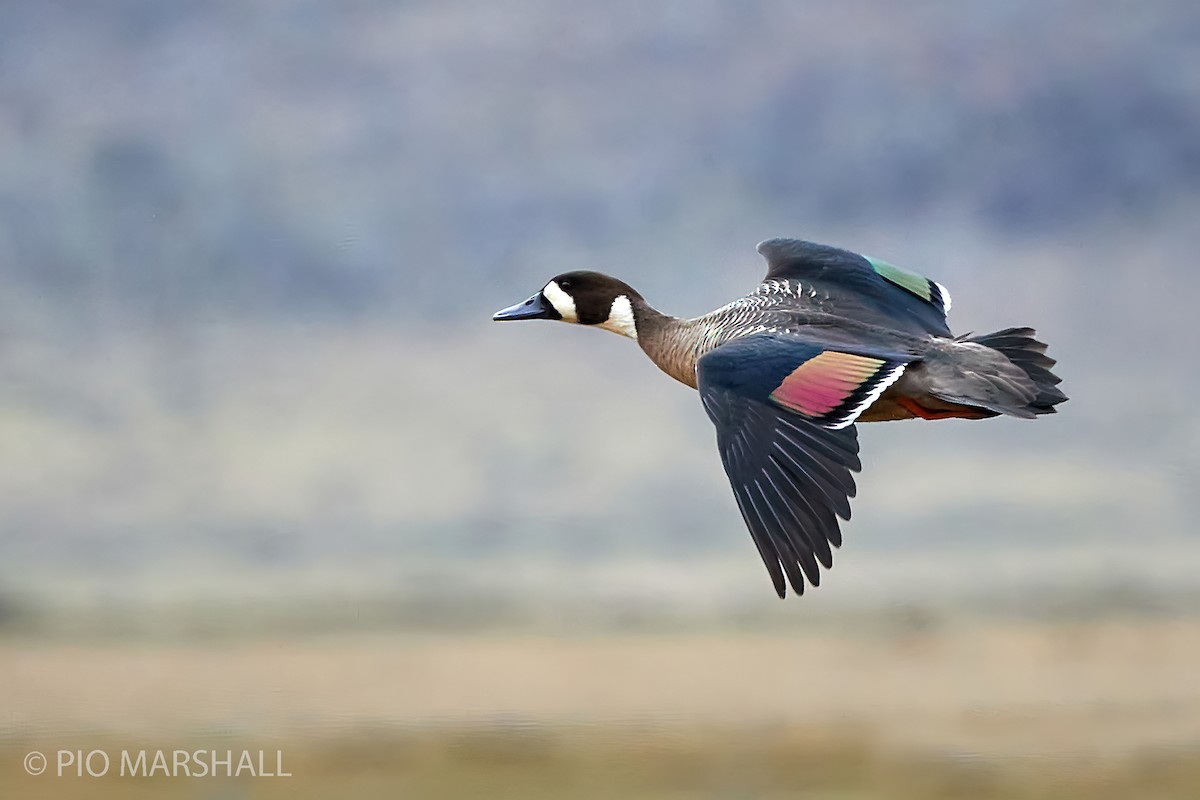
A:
[559, 279, 573, 291]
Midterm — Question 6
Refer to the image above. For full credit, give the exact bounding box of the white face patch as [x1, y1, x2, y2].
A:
[542, 280, 578, 323]
[598, 294, 638, 340]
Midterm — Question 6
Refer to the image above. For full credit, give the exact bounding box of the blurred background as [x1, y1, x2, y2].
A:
[1, 1, 1199, 797]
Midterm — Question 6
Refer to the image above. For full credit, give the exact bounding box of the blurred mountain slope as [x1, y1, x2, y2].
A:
[0, 0, 1197, 607]
[1, 0, 1198, 323]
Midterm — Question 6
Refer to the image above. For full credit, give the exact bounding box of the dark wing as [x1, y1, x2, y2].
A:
[757, 238, 952, 337]
[696, 334, 914, 598]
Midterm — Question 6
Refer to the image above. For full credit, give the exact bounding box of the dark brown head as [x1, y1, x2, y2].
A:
[492, 271, 643, 339]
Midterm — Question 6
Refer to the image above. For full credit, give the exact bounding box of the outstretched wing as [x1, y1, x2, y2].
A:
[756, 238, 952, 337]
[696, 333, 914, 597]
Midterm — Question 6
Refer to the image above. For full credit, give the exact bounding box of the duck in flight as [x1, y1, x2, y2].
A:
[493, 239, 1066, 598]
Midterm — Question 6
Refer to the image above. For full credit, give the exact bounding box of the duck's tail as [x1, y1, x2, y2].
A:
[964, 327, 1067, 416]
[917, 327, 1067, 420]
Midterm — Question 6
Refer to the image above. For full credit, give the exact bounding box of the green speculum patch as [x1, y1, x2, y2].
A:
[864, 255, 932, 302]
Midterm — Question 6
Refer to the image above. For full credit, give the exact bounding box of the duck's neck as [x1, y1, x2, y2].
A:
[624, 298, 708, 389]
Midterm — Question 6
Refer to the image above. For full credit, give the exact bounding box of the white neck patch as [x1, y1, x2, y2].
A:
[542, 280, 578, 322]
[599, 294, 638, 340]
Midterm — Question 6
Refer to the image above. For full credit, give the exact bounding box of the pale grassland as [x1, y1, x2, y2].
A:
[3, 726, 1199, 800]
[2, 619, 1199, 798]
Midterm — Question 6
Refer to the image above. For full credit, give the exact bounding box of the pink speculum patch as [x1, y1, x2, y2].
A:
[770, 352, 885, 417]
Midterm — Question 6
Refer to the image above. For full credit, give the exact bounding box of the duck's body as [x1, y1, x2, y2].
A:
[495, 238, 1066, 598]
